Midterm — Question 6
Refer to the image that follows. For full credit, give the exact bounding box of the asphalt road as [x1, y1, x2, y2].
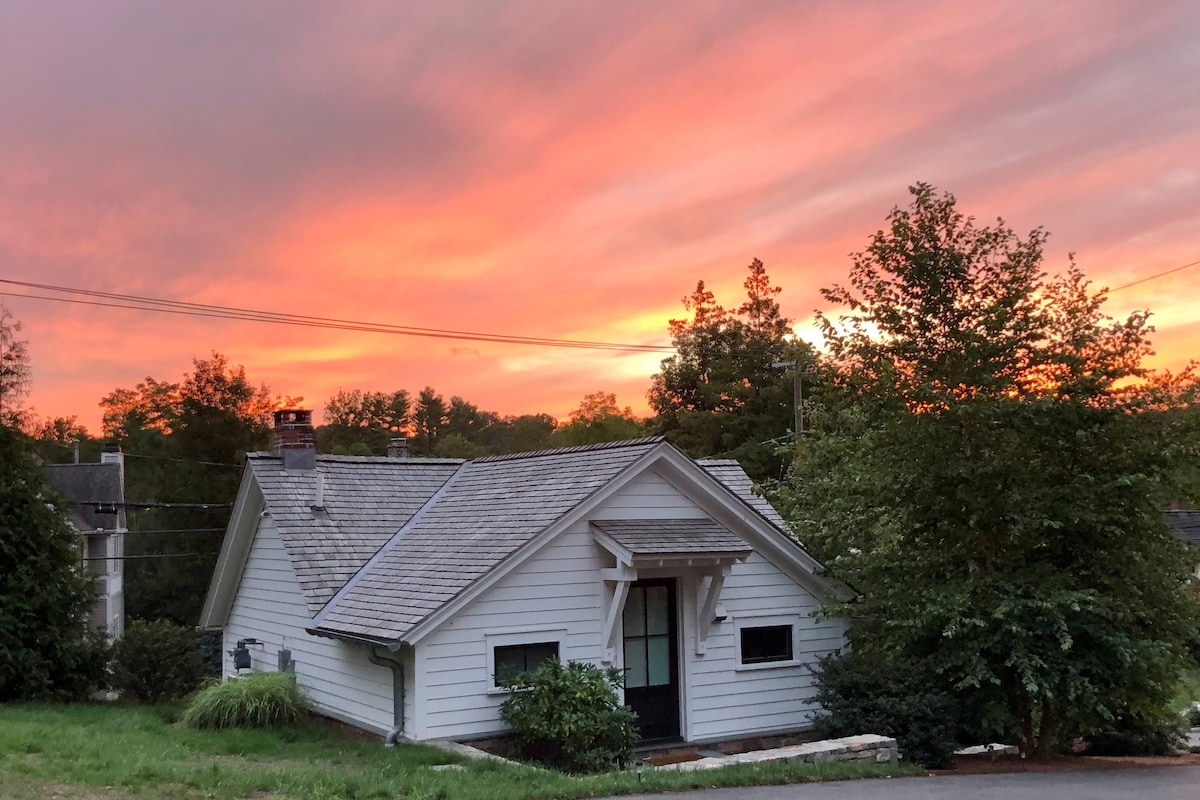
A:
[612, 766, 1200, 800]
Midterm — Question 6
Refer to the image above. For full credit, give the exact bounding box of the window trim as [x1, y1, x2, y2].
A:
[733, 615, 801, 671]
[485, 627, 567, 694]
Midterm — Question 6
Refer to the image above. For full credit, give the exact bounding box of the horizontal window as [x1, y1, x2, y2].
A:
[493, 641, 559, 687]
[739, 624, 794, 665]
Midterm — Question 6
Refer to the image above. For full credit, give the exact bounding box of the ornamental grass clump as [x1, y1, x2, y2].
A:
[182, 672, 312, 730]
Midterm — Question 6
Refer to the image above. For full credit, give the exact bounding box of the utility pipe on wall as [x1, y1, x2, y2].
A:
[366, 646, 406, 746]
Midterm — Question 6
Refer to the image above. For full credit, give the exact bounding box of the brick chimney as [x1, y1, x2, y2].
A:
[273, 409, 316, 470]
[387, 437, 409, 458]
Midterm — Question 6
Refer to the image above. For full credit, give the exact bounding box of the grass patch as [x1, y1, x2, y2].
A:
[1172, 669, 1200, 715]
[0, 703, 918, 799]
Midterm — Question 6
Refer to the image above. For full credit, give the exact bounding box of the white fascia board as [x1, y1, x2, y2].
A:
[198, 466, 262, 628]
[646, 450, 853, 604]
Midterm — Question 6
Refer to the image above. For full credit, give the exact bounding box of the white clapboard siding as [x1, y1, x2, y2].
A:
[416, 528, 607, 741]
[224, 518, 407, 736]
[683, 552, 844, 742]
[414, 466, 845, 744]
[590, 468, 709, 520]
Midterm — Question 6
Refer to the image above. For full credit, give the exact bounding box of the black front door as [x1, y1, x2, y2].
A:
[622, 578, 680, 741]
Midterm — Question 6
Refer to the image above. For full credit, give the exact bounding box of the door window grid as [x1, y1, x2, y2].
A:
[623, 585, 671, 689]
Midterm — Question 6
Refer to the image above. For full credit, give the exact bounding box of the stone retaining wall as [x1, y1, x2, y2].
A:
[659, 734, 899, 771]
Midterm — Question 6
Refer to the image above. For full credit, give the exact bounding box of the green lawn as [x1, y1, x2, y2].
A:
[1174, 670, 1200, 715]
[0, 704, 916, 800]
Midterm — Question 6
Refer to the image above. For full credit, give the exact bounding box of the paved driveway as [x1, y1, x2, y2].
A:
[612, 766, 1200, 800]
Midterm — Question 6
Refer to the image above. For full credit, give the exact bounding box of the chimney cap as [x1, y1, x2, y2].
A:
[273, 409, 313, 426]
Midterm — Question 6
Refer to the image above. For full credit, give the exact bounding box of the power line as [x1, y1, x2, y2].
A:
[120, 452, 242, 467]
[33, 439, 243, 468]
[0, 279, 676, 354]
[83, 553, 218, 561]
[1109, 258, 1200, 293]
[119, 527, 227, 535]
[77, 501, 233, 511]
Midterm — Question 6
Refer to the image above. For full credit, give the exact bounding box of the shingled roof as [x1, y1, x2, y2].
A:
[591, 518, 751, 556]
[1166, 510, 1200, 549]
[312, 438, 664, 641]
[43, 462, 126, 532]
[698, 458, 787, 528]
[249, 454, 462, 613]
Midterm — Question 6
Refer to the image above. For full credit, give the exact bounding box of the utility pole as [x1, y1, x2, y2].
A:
[771, 355, 811, 435]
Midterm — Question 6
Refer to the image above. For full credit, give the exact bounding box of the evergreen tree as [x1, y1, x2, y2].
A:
[649, 259, 809, 480]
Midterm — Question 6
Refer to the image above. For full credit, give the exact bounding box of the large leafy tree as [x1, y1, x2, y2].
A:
[317, 388, 411, 455]
[649, 259, 811, 481]
[99, 353, 288, 624]
[0, 425, 104, 700]
[552, 391, 645, 447]
[777, 184, 1200, 757]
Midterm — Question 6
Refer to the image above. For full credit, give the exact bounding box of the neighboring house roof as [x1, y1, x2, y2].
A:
[42, 463, 126, 532]
[1166, 510, 1200, 548]
[248, 454, 463, 612]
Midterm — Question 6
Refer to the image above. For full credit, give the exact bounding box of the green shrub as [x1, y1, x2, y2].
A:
[1085, 710, 1186, 756]
[811, 651, 961, 769]
[182, 672, 312, 730]
[110, 619, 205, 702]
[1188, 706, 1200, 729]
[499, 659, 638, 773]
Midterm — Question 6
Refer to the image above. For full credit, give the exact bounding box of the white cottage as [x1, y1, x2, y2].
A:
[200, 410, 850, 745]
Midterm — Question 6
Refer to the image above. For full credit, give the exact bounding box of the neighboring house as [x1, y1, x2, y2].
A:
[1166, 509, 1200, 579]
[200, 410, 850, 745]
[43, 445, 127, 639]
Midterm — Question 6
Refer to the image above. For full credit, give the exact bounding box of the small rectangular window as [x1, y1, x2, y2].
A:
[740, 624, 793, 665]
[493, 641, 559, 686]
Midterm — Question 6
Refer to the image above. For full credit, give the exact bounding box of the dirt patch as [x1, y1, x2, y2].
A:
[307, 714, 383, 743]
[646, 751, 705, 766]
[934, 750, 1200, 775]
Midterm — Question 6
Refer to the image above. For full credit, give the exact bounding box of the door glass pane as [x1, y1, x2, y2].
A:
[624, 641, 647, 688]
[646, 586, 668, 635]
[623, 587, 645, 637]
[647, 636, 670, 686]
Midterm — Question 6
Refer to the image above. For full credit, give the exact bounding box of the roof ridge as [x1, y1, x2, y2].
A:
[472, 435, 665, 463]
[246, 452, 464, 464]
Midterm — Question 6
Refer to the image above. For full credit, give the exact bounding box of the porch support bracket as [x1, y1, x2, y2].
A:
[695, 565, 731, 655]
[600, 562, 636, 663]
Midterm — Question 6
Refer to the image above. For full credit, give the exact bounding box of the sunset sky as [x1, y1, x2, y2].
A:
[2, 1, 1198, 433]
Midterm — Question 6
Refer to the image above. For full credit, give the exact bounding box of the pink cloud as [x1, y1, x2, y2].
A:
[1, 0, 1197, 432]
